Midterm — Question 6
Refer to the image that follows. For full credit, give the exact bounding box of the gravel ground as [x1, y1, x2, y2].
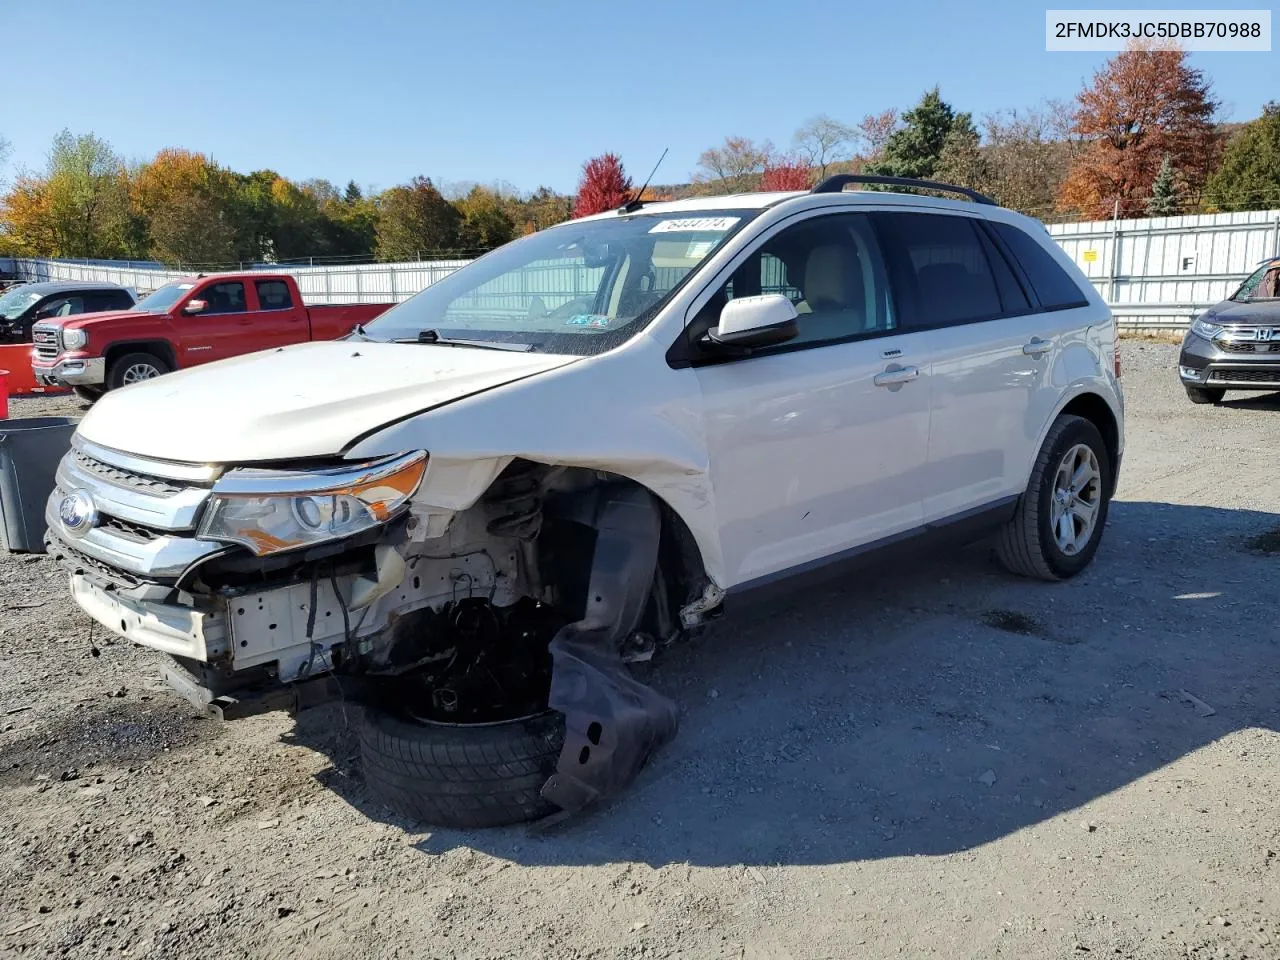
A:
[1, 342, 1277, 960]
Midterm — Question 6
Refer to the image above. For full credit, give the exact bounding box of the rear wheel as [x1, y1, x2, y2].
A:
[1185, 385, 1225, 405]
[996, 414, 1112, 581]
[106, 352, 170, 391]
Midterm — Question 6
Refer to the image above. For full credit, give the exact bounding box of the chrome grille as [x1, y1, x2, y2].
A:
[72, 450, 184, 497]
[32, 325, 59, 360]
[99, 516, 160, 543]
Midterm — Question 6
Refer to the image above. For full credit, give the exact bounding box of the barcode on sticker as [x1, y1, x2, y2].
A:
[648, 217, 740, 234]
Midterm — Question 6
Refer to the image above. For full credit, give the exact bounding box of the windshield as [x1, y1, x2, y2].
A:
[362, 210, 753, 354]
[134, 281, 195, 313]
[1232, 263, 1280, 302]
[0, 288, 42, 321]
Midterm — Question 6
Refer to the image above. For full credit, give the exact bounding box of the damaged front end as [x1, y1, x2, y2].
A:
[46, 437, 711, 819]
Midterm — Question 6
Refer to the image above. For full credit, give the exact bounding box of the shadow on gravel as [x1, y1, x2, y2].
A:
[294, 500, 1280, 868]
[1218, 392, 1280, 411]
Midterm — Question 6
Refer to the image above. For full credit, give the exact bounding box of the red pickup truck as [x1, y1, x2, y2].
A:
[31, 273, 393, 399]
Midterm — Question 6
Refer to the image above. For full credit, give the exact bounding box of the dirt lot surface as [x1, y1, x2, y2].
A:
[1, 343, 1277, 960]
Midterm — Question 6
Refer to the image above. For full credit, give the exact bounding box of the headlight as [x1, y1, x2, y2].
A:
[199, 451, 427, 556]
[62, 328, 87, 350]
[1191, 318, 1222, 341]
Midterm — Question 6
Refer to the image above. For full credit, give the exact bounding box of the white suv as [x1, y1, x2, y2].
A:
[45, 176, 1123, 827]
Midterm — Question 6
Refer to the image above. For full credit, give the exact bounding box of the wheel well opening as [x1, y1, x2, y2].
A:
[104, 341, 175, 370]
[1060, 393, 1119, 480]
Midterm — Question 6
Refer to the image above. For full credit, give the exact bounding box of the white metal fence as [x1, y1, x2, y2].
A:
[6, 208, 1280, 330]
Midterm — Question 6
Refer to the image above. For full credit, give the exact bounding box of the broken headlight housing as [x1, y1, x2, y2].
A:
[198, 451, 427, 556]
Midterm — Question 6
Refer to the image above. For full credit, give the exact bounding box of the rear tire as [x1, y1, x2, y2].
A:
[359, 708, 564, 828]
[996, 414, 1112, 581]
[1185, 385, 1225, 405]
[106, 352, 170, 391]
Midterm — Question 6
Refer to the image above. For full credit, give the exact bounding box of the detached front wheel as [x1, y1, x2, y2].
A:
[996, 414, 1112, 581]
[358, 708, 564, 828]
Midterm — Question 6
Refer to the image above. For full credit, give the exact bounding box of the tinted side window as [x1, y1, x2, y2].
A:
[991, 222, 1089, 310]
[713, 213, 894, 346]
[41, 296, 85, 318]
[874, 213, 1006, 329]
[255, 280, 293, 310]
[201, 282, 247, 315]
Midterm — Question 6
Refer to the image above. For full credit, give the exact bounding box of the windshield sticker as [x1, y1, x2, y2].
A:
[565, 313, 612, 328]
[648, 217, 740, 234]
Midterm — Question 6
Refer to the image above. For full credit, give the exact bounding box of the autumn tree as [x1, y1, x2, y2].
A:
[1057, 45, 1219, 219]
[792, 115, 854, 180]
[981, 103, 1074, 215]
[456, 185, 516, 250]
[856, 109, 900, 164]
[693, 137, 773, 193]
[519, 186, 573, 233]
[868, 90, 967, 180]
[375, 176, 460, 260]
[760, 157, 814, 191]
[132, 148, 237, 264]
[1203, 102, 1280, 212]
[572, 154, 632, 217]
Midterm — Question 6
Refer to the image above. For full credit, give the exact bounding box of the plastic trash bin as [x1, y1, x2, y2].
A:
[0, 416, 77, 552]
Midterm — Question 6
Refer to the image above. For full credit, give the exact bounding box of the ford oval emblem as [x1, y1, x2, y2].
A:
[58, 489, 98, 536]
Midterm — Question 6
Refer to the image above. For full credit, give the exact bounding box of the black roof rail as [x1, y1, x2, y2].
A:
[811, 173, 996, 205]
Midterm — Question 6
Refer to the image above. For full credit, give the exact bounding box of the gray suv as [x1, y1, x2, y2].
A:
[1179, 258, 1280, 403]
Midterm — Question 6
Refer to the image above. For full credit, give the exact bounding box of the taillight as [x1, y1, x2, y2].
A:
[1114, 343, 1122, 378]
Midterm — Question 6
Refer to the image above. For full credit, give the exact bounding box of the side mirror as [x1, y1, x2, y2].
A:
[706, 294, 799, 349]
[183, 299, 207, 315]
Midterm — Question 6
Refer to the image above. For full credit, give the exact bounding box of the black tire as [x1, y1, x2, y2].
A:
[359, 708, 564, 828]
[996, 414, 1112, 581]
[73, 386, 103, 404]
[1185, 385, 1225, 405]
[106, 352, 170, 391]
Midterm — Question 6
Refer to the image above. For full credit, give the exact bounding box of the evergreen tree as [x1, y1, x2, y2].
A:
[868, 88, 966, 180]
[1146, 155, 1180, 216]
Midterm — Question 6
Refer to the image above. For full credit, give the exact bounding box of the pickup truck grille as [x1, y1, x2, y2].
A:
[45, 438, 226, 584]
[32, 324, 59, 360]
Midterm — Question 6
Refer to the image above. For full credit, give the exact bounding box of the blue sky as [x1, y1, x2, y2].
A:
[3, 0, 1275, 195]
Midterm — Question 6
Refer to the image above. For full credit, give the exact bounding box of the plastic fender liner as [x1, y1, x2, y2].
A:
[540, 484, 679, 818]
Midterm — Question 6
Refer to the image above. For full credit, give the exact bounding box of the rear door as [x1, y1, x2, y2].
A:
[249, 279, 310, 349]
[873, 210, 1065, 522]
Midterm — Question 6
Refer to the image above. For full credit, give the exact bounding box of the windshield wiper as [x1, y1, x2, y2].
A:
[399, 329, 535, 352]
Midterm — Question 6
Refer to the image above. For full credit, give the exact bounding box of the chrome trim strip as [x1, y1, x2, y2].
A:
[212, 450, 427, 496]
[72, 435, 222, 485]
[46, 492, 225, 578]
[56, 458, 210, 531]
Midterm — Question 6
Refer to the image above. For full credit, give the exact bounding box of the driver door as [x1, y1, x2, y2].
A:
[689, 212, 932, 588]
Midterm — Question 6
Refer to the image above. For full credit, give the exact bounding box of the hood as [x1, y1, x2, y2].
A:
[38, 309, 153, 332]
[77, 340, 580, 463]
[1201, 299, 1280, 325]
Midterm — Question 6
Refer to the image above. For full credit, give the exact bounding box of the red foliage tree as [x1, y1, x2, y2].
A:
[1058, 45, 1219, 218]
[760, 159, 814, 191]
[572, 153, 633, 217]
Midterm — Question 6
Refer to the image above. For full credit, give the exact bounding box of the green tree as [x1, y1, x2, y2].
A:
[38, 129, 136, 257]
[343, 179, 363, 203]
[133, 148, 238, 265]
[375, 176, 461, 261]
[455, 185, 515, 251]
[1146, 155, 1180, 216]
[868, 88, 968, 180]
[1204, 102, 1280, 212]
[517, 186, 572, 233]
[933, 115, 993, 194]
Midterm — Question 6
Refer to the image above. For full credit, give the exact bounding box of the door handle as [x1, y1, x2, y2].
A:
[1023, 337, 1052, 356]
[873, 364, 920, 387]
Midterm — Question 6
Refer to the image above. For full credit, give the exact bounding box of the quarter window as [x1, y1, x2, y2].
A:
[708, 213, 894, 347]
[990, 221, 1090, 310]
[874, 212, 1006, 329]
[200, 282, 247, 315]
[255, 280, 294, 311]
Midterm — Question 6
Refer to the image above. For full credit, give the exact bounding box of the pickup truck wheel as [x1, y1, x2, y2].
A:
[996, 414, 1112, 581]
[1185, 385, 1225, 404]
[107, 352, 170, 390]
[358, 707, 564, 828]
